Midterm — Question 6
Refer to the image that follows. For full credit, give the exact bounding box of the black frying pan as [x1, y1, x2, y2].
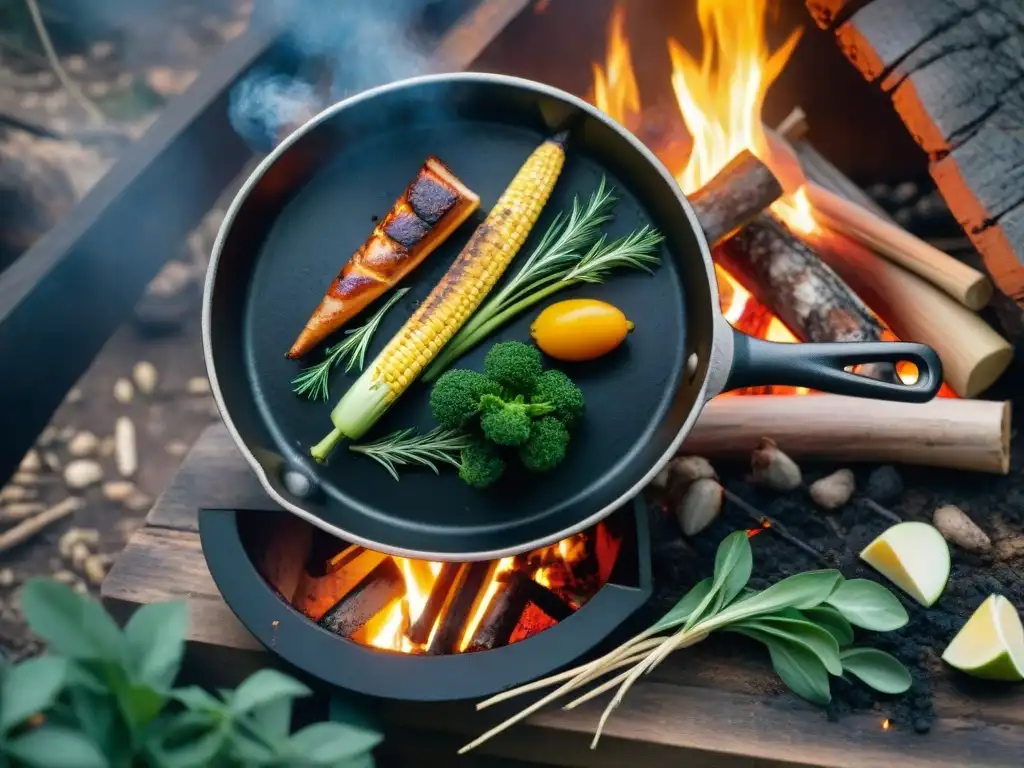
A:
[203, 73, 942, 561]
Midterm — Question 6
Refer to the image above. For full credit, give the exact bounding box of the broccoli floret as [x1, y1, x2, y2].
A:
[519, 416, 570, 472]
[483, 341, 543, 394]
[459, 438, 506, 488]
[429, 369, 500, 429]
[478, 393, 553, 446]
[531, 369, 585, 430]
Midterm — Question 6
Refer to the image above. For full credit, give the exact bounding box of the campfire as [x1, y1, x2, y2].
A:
[590, 0, 1005, 400]
[254, 515, 623, 656]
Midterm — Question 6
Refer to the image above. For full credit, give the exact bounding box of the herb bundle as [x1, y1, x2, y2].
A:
[421, 180, 663, 380]
[460, 530, 912, 754]
[349, 426, 472, 482]
[292, 287, 410, 401]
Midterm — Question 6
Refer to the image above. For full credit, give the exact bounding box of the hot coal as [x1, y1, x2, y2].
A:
[648, 391, 1024, 734]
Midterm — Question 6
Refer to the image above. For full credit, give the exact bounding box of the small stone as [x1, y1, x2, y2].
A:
[64, 55, 87, 73]
[12, 473, 39, 486]
[114, 417, 137, 478]
[186, 376, 210, 395]
[667, 456, 717, 491]
[58, 527, 100, 558]
[125, 491, 152, 512]
[133, 361, 158, 394]
[810, 469, 856, 510]
[19, 450, 41, 473]
[64, 387, 83, 404]
[63, 459, 103, 489]
[0, 569, 16, 588]
[0, 486, 34, 504]
[43, 452, 61, 472]
[648, 466, 671, 491]
[751, 438, 802, 491]
[0, 503, 45, 521]
[102, 481, 135, 502]
[866, 466, 903, 503]
[113, 378, 134, 404]
[146, 67, 199, 96]
[912, 717, 932, 734]
[68, 431, 99, 457]
[675, 478, 724, 536]
[165, 440, 189, 457]
[70, 542, 91, 570]
[73, 581, 89, 595]
[934, 505, 991, 553]
[53, 570, 77, 585]
[83, 554, 110, 586]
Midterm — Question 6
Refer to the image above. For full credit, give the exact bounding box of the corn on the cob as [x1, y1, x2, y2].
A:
[311, 132, 568, 461]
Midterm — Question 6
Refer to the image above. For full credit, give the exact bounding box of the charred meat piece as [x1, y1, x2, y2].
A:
[287, 157, 480, 359]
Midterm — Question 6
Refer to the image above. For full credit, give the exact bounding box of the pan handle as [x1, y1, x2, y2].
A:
[723, 328, 943, 402]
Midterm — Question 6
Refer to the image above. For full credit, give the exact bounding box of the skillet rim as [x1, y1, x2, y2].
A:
[202, 71, 729, 561]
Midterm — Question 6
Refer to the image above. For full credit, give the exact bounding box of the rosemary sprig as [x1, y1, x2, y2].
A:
[421, 180, 664, 380]
[292, 288, 410, 401]
[459, 531, 913, 754]
[349, 426, 472, 482]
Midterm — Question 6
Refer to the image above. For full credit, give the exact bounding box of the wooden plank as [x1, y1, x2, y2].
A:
[110, 424, 1024, 767]
[811, 0, 1024, 306]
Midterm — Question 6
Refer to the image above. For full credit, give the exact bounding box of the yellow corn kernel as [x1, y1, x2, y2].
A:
[323, 133, 568, 445]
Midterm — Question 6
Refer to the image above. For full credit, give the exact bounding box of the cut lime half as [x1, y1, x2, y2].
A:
[859, 521, 950, 607]
[942, 594, 1024, 682]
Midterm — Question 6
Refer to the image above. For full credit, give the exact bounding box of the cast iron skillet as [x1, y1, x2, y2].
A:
[203, 72, 942, 561]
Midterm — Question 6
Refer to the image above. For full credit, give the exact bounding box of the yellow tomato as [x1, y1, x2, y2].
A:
[530, 299, 634, 362]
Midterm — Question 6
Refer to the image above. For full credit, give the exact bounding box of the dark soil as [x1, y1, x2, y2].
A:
[648, 354, 1024, 734]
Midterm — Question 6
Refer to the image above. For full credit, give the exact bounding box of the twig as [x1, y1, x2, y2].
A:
[721, 489, 830, 565]
[0, 497, 82, 553]
[23, 0, 108, 126]
[861, 498, 902, 525]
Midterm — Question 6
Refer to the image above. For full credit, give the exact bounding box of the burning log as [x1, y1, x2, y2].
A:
[802, 225, 1013, 398]
[684, 396, 1010, 475]
[714, 212, 894, 380]
[687, 151, 782, 245]
[428, 561, 496, 655]
[294, 548, 386, 622]
[318, 558, 404, 637]
[407, 562, 461, 645]
[467, 572, 575, 652]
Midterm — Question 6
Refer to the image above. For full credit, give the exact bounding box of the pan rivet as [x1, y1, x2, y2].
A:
[685, 353, 699, 381]
[283, 469, 314, 498]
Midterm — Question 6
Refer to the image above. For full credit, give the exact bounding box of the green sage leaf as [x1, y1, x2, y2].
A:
[732, 616, 842, 675]
[710, 570, 844, 627]
[653, 578, 712, 632]
[123, 601, 188, 691]
[804, 606, 855, 647]
[826, 579, 908, 631]
[20, 579, 122, 661]
[288, 720, 383, 764]
[735, 628, 832, 706]
[156, 726, 227, 768]
[684, 531, 751, 630]
[246, 696, 294, 740]
[4, 724, 109, 768]
[0, 654, 67, 732]
[840, 648, 913, 694]
[229, 729, 279, 766]
[67, 686, 121, 763]
[230, 669, 311, 715]
[171, 686, 223, 712]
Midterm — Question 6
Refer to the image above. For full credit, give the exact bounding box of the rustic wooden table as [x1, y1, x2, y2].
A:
[101, 424, 1024, 767]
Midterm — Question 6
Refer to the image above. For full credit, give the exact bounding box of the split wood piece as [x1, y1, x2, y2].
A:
[0, 496, 82, 553]
[762, 124, 991, 309]
[520, 575, 575, 622]
[802, 224, 1013, 398]
[807, 0, 1024, 308]
[714, 212, 893, 380]
[685, 396, 1010, 475]
[318, 558, 404, 638]
[408, 562, 462, 645]
[688, 151, 783, 245]
[293, 549, 386, 623]
[466, 571, 532, 652]
[427, 561, 497, 656]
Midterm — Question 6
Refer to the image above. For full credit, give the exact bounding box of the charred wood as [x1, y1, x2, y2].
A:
[687, 151, 783, 245]
[317, 558, 403, 637]
[407, 562, 461, 646]
[427, 561, 495, 655]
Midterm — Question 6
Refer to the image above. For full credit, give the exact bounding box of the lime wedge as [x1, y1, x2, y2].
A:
[942, 595, 1024, 681]
[860, 521, 949, 607]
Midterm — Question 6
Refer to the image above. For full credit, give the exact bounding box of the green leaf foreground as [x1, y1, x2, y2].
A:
[460, 530, 913, 755]
[422, 179, 663, 380]
[292, 287, 410, 401]
[349, 426, 473, 482]
[3, 577, 382, 767]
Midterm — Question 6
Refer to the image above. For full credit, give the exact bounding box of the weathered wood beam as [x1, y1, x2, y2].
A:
[806, 0, 1024, 308]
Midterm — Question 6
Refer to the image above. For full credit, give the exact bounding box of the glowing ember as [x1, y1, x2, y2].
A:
[882, 718, 893, 731]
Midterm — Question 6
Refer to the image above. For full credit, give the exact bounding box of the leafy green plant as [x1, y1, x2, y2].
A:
[0, 579, 381, 767]
[461, 530, 913, 754]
